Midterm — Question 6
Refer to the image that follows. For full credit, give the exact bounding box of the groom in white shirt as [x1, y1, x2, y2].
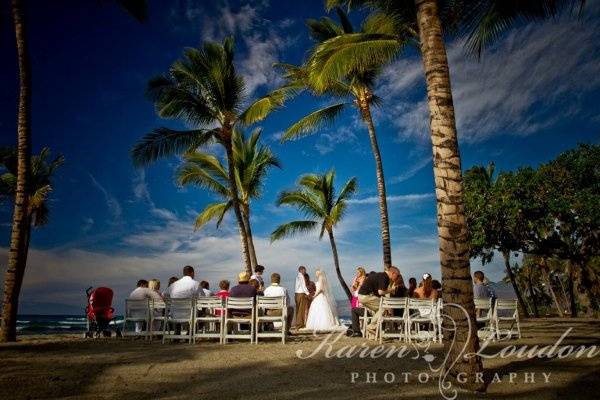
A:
[294, 266, 310, 329]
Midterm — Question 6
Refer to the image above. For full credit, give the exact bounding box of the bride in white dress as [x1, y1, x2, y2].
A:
[305, 269, 345, 332]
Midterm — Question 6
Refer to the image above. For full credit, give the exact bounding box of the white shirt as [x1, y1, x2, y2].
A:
[164, 276, 202, 299]
[295, 272, 309, 295]
[128, 287, 162, 301]
[202, 288, 212, 296]
[250, 274, 264, 287]
[264, 283, 289, 305]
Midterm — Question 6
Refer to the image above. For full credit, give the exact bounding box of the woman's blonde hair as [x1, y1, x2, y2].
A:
[148, 279, 160, 291]
[357, 267, 366, 276]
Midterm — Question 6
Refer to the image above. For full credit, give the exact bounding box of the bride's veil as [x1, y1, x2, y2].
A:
[318, 269, 340, 324]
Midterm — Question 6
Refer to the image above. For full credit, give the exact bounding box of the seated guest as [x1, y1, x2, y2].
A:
[250, 265, 265, 291]
[129, 279, 149, 300]
[163, 276, 178, 297]
[473, 270, 491, 299]
[408, 277, 417, 298]
[215, 280, 230, 317]
[432, 279, 442, 298]
[230, 272, 257, 298]
[390, 273, 408, 318]
[349, 266, 400, 337]
[413, 273, 439, 300]
[263, 273, 294, 334]
[249, 278, 263, 296]
[200, 281, 212, 296]
[163, 266, 202, 299]
[148, 279, 163, 297]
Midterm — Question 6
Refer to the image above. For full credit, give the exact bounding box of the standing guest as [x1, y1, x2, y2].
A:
[294, 266, 310, 329]
[408, 277, 417, 298]
[215, 280, 230, 317]
[413, 273, 439, 300]
[473, 271, 491, 299]
[200, 281, 212, 296]
[250, 265, 265, 291]
[350, 267, 367, 308]
[230, 272, 257, 298]
[163, 266, 203, 299]
[263, 273, 294, 335]
[354, 266, 400, 337]
[249, 278, 263, 296]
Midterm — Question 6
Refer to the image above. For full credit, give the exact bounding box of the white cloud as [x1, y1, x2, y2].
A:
[314, 125, 359, 155]
[391, 156, 431, 184]
[378, 9, 600, 143]
[132, 170, 177, 221]
[347, 193, 434, 205]
[89, 174, 122, 224]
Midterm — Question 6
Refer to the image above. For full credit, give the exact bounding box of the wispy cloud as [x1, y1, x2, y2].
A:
[132, 170, 177, 221]
[89, 174, 122, 224]
[347, 193, 434, 205]
[378, 8, 600, 143]
[391, 157, 431, 184]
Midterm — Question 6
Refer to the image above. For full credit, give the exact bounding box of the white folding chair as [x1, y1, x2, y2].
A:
[436, 298, 444, 342]
[493, 299, 521, 339]
[474, 298, 495, 341]
[255, 296, 287, 344]
[123, 299, 150, 339]
[223, 297, 255, 344]
[358, 307, 374, 338]
[149, 299, 166, 342]
[406, 298, 438, 342]
[193, 296, 224, 344]
[162, 298, 195, 344]
[377, 297, 408, 344]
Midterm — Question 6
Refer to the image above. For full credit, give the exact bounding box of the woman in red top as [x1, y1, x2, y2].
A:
[215, 280, 230, 316]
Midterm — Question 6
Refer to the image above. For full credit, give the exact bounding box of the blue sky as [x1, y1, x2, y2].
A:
[1, 0, 599, 313]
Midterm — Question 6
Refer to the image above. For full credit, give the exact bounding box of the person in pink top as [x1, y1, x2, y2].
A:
[215, 280, 230, 316]
[350, 267, 367, 308]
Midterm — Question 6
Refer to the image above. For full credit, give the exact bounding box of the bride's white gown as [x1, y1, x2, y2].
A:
[305, 279, 344, 331]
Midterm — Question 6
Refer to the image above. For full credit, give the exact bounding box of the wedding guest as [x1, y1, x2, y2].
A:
[408, 277, 417, 298]
[473, 271, 491, 299]
[413, 273, 439, 300]
[350, 267, 367, 308]
[390, 273, 407, 298]
[356, 266, 400, 337]
[432, 279, 442, 297]
[128, 279, 149, 300]
[264, 273, 294, 334]
[250, 265, 265, 291]
[230, 272, 257, 317]
[294, 266, 310, 329]
[148, 279, 163, 297]
[200, 281, 212, 296]
[216, 280, 230, 299]
[249, 278, 263, 296]
[230, 272, 257, 298]
[162, 276, 178, 298]
[163, 266, 203, 299]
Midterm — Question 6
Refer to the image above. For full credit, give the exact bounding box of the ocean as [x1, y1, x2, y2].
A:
[16, 315, 124, 335]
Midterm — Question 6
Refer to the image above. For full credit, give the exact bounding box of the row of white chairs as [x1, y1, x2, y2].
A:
[123, 296, 289, 344]
[359, 297, 520, 343]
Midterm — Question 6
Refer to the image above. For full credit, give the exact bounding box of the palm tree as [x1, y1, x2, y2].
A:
[0, 147, 64, 340]
[1, 0, 145, 343]
[277, 9, 404, 270]
[176, 129, 281, 268]
[131, 38, 291, 274]
[271, 170, 357, 300]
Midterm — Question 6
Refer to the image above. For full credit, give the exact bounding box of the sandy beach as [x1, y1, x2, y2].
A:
[0, 318, 598, 400]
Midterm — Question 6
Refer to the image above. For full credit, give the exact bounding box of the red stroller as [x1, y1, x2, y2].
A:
[85, 287, 121, 338]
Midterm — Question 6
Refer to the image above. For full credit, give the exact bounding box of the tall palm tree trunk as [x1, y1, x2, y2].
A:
[540, 258, 564, 317]
[415, 0, 483, 388]
[502, 250, 529, 318]
[242, 203, 258, 269]
[1, 0, 32, 343]
[327, 228, 352, 300]
[357, 98, 392, 271]
[223, 139, 252, 275]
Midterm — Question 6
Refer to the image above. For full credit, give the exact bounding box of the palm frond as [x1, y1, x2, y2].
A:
[336, 176, 358, 204]
[194, 202, 232, 230]
[276, 190, 327, 219]
[131, 127, 217, 167]
[175, 161, 230, 198]
[270, 220, 319, 242]
[307, 16, 345, 42]
[239, 84, 302, 126]
[282, 103, 346, 141]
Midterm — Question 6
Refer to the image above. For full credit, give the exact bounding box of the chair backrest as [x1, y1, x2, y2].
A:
[196, 296, 224, 309]
[495, 299, 518, 313]
[257, 296, 285, 309]
[125, 299, 149, 317]
[474, 298, 492, 310]
[165, 298, 195, 319]
[381, 297, 407, 309]
[407, 298, 435, 316]
[225, 297, 254, 309]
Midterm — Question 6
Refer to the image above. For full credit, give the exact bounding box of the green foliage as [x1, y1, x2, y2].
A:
[271, 170, 357, 241]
